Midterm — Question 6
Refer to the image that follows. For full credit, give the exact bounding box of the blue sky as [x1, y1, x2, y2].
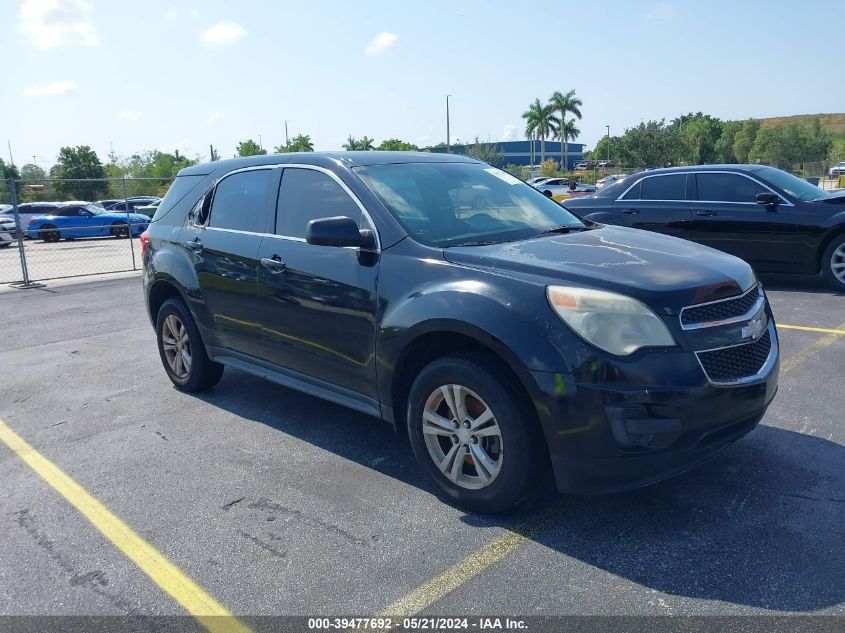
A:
[2, 0, 843, 166]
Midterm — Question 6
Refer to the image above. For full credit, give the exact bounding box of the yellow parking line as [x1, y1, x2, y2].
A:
[377, 505, 561, 620]
[780, 322, 845, 374]
[0, 418, 252, 633]
[778, 324, 845, 336]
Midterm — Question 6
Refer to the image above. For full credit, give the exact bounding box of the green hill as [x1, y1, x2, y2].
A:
[756, 113, 845, 135]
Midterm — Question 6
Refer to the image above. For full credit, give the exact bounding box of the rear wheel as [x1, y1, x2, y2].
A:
[156, 298, 224, 391]
[406, 354, 543, 513]
[110, 221, 130, 238]
[822, 234, 845, 291]
[40, 225, 60, 242]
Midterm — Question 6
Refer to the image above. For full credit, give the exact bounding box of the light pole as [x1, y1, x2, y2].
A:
[258, 134, 263, 151]
[446, 95, 452, 153]
[605, 125, 610, 163]
[285, 121, 289, 147]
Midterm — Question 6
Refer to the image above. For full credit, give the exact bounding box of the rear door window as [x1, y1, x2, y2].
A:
[208, 169, 274, 233]
[696, 173, 766, 203]
[640, 175, 686, 201]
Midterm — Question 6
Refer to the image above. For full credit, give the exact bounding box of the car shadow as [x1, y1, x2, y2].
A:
[191, 370, 844, 612]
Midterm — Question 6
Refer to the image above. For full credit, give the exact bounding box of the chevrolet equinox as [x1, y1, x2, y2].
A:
[142, 152, 779, 512]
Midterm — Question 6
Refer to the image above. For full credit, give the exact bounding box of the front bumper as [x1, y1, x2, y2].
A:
[524, 326, 779, 494]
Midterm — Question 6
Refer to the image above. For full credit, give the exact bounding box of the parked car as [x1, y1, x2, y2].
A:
[0, 216, 15, 247]
[0, 202, 62, 231]
[100, 196, 161, 213]
[829, 162, 845, 177]
[596, 173, 627, 189]
[27, 202, 149, 242]
[142, 152, 778, 512]
[563, 164, 845, 290]
[133, 200, 161, 218]
[526, 177, 552, 186]
[535, 178, 596, 201]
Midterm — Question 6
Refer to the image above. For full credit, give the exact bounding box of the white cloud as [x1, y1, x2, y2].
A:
[206, 111, 223, 124]
[199, 20, 247, 45]
[19, 0, 98, 49]
[118, 109, 141, 121]
[502, 123, 518, 141]
[364, 32, 398, 56]
[23, 80, 77, 97]
[165, 7, 198, 21]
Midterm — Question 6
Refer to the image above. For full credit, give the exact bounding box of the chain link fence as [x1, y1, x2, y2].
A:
[0, 177, 173, 286]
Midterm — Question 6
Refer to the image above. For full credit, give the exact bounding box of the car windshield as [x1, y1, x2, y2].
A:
[755, 166, 830, 201]
[357, 162, 586, 247]
[84, 204, 106, 214]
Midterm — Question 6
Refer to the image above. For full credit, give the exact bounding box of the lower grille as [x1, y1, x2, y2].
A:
[697, 330, 772, 383]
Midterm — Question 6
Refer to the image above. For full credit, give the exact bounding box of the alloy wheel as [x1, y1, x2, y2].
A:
[422, 384, 503, 490]
[161, 314, 192, 379]
[832, 244, 845, 285]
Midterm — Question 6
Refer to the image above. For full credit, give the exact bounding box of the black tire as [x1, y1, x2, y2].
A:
[111, 221, 130, 238]
[40, 225, 60, 242]
[821, 233, 845, 291]
[406, 353, 544, 513]
[155, 298, 224, 392]
[542, 190, 553, 198]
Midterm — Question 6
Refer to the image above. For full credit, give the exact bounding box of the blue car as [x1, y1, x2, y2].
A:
[27, 203, 149, 242]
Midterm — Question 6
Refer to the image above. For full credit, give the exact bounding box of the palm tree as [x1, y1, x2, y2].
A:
[549, 90, 582, 171]
[561, 119, 580, 146]
[359, 136, 375, 151]
[342, 135, 359, 151]
[521, 99, 557, 165]
[521, 104, 539, 165]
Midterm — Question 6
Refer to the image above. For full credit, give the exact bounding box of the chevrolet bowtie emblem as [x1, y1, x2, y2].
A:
[741, 315, 765, 342]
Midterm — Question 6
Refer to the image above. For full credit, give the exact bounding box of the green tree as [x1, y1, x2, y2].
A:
[592, 135, 620, 164]
[0, 158, 20, 180]
[20, 163, 47, 180]
[748, 123, 829, 169]
[342, 135, 361, 151]
[377, 138, 418, 151]
[548, 89, 582, 170]
[521, 98, 556, 164]
[359, 136, 375, 151]
[829, 136, 845, 162]
[714, 120, 742, 163]
[732, 119, 760, 163]
[560, 119, 580, 146]
[236, 139, 267, 157]
[275, 134, 314, 153]
[464, 139, 503, 167]
[616, 120, 683, 168]
[49, 145, 109, 200]
[677, 113, 723, 164]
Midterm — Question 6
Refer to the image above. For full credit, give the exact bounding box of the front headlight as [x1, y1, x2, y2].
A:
[547, 285, 675, 356]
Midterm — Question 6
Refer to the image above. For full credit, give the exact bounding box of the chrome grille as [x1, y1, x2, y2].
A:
[681, 285, 760, 327]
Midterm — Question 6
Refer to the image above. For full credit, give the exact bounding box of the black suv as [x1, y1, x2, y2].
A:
[564, 165, 845, 290]
[142, 153, 779, 512]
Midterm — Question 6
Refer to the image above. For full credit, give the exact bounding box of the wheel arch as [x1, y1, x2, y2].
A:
[817, 225, 845, 274]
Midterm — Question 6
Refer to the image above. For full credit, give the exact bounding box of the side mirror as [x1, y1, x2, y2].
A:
[756, 192, 780, 210]
[306, 216, 375, 248]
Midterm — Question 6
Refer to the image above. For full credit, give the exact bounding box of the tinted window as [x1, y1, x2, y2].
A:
[640, 174, 686, 201]
[276, 168, 360, 238]
[208, 169, 273, 232]
[620, 180, 641, 200]
[696, 173, 765, 203]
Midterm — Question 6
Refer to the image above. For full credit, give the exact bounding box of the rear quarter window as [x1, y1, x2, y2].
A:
[151, 175, 207, 224]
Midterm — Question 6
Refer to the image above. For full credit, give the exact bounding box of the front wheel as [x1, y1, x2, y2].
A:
[822, 234, 845, 291]
[542, 190, 553, 198]
[155, 298, 224, 391]
[40, 225, 60, 242]
[110, 221, 130, 238]
[406, 354, 543, 513]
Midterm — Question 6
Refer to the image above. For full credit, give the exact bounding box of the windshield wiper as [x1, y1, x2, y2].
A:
[536, 224, 590, 237]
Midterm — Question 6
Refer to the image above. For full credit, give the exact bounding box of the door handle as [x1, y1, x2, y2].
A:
[185, 239, 203, 251]
[621, 208, 640, 215]
[694, 210, 718, 217]
[261, 256, 286, 273]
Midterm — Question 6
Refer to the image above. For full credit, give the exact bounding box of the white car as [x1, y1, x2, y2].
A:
[0, 202, 62, 232]
[830, 162, 845, 177]
[0, 216, 15, 247]
[596, 173, 627, 189]
[526, 177, 552, 186]
[535, 179, 597, 200]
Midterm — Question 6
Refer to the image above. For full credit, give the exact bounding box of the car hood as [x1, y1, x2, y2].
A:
[816, 191, 845, 204]
[442, 226, 756, 313]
